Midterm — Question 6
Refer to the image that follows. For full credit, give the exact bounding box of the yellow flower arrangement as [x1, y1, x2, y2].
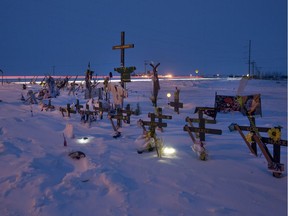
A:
[268, 127, 281, 142]
[245, 132, 253, 143]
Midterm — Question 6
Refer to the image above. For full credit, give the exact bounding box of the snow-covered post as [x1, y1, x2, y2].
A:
[85, 68, 94, 99]
[150, 63, 160, 107]
[46, 76, 56, 98]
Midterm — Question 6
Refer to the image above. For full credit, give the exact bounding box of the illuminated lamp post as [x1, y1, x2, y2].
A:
[167, 92, 171, 104]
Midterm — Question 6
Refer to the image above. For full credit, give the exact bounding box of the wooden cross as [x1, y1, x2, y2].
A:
[150, 63, 160, 107]
[168, 87, 183, 114]
[183, 124, 222, 142]
[59, 103, 76, 117]
[184, 107, 222, 142]
[138, 113, 168, 157]
[41, 99, 55, 111]
[112, 31, 134, 67]
[121, 104, 136, 124]
[68, 75, 78, 96]
[93, 101, 109, 120]
[185, 108, 221, 161]
[79, 104, 97, 123]
[75, 99, 83, 112]
[109, 108, 128, 129]
[148, 107, 172, 131]
[25, 90, 38, 104]
[229, 120, 287, 177]
[140, 113, 167, 138]
[112, 31, 135, 87]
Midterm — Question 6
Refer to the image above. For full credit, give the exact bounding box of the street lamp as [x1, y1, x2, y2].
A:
[167, 92, 171, 104]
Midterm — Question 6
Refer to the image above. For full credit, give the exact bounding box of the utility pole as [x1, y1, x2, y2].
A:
[248, 40, 251, 77]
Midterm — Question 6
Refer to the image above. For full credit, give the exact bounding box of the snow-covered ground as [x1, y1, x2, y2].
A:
[0, 78, 287, 216]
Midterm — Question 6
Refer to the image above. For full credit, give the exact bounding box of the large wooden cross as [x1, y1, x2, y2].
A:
[112, 31, 134, 67]
[113, 31, 136, 87]
[229, 117, 287, 177]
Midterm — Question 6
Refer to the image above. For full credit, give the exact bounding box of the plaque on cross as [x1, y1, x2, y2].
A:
[112, 31, 134, 67]
[261, 137, 287, 146]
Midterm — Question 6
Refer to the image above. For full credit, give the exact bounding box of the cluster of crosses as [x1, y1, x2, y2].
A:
[20, 31, 286, 178]
[58, 32, 140, 135]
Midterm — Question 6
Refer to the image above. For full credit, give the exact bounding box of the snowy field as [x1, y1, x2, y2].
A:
[0, 78, 287, 216]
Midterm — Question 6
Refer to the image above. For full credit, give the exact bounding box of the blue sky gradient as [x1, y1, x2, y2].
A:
[0, 0, 286, 76]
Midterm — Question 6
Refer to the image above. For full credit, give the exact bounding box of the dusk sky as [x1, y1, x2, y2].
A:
[0, 0, 286, 77]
